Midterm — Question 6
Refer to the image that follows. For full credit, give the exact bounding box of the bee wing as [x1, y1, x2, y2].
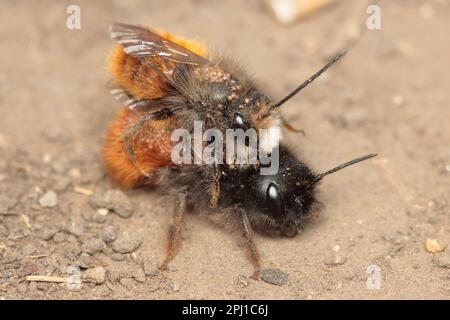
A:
[110, 22, 207, 65]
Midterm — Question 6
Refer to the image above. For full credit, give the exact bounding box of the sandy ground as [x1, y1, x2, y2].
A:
[0, 0, 449, 299]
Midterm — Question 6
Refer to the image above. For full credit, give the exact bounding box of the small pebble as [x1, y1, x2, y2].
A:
[107, 261, 142, 283]
[433, 252, 450, 268]
[65, 216, 85, 237]
[119, 277, 135, 288]
[65, 245, 82, 261]
[324, 255, 347, 266]
[90, 190, 133, 218]
[39, 191, 58, 208]
[77, 253, 97, 269]
[143, 260, 160, 277]
[37, 282, 49, 291]
[101, 225, 118, 243]
[112, 232, 142, 253]
[237, 275, 249, 288]
[97, 208, 109, 216]
[53, 232, 65, 243]
[91, 212, 107, 223]
[82, 238, 104, 254]
[426, 239, 446, 253]
[42, 154, 52, 163]
[170, 282, 180, 292]
[82, 266, 106, 284]
[260, 268, 288, 286]
[111, 252, 126, 262]
[132, 267, 146, 283]
[391, 94, 404, 107]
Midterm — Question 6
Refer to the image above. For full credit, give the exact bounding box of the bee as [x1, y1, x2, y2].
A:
[103, 23, 377, 279]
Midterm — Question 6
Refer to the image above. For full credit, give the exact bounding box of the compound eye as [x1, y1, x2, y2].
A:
[266, 182, 284, 219]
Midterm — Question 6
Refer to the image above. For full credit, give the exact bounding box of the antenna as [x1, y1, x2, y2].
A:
[314, 153, 378, 183]
[270, 51, 347, 111]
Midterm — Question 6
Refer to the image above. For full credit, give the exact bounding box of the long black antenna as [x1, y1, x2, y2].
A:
[270, 51, 347, 111]
[314, 153, 377, 183]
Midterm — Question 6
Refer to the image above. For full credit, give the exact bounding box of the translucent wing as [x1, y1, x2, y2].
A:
[109, 22, 210, 101]
[109, 22, 207, 65]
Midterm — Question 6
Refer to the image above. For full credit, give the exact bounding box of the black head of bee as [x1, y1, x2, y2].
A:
[221, 146, 376, 237]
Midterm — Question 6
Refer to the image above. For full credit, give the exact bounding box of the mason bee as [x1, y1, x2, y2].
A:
[103, 23, 376, 279]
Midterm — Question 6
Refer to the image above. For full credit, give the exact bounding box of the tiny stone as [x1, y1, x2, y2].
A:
[37, 282, 49, 291]
[260, 268, 288, 286]
[112, 232, 142, 253]
[101, 225, 118, 243]
[433, 252, 450, 269]
[65, 216, 85, 237]
[170, 282, 180, 292]
[67, 168, 81, 180]
[42, 153, 52, 163]
[90, 190, 133, 218]
[82, 266, 106, 284]
[107, 261, 139, 283]
[391, 94, 404, 107]
[53, 232, 65, 243]
[143, 260, 160, 277]
[77, 253, 97, 269]
[132, 267, 146, 283]
[111, 252, 126, 261]
[92, 212, 107, 223]
[82, 238, 104, 254]
[97, 208, 109, 216]
[21, 244, 36, 257]
[237, 275, 249, 288]
[38, 191, 58, 208]
[119, 277, 135, 288]
[324, 255, 347, 266]
[65, 245, 82, 261]
[426, 239, 446, 253]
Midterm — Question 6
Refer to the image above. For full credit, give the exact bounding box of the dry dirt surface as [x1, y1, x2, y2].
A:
[1, 0, 449, 300]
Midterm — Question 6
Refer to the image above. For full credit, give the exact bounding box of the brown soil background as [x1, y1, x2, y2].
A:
[1, 0, 449, 299]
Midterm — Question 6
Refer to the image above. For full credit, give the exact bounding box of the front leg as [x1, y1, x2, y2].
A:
[122, 108, 176, 178]
[206, 164, 221, 209]
[238, 208, 261, 280]
[160, 191, 187, 271]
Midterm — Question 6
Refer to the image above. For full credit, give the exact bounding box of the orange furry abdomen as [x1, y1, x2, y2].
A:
[104, 30, 207, 189]
[103, 108, 176, 189]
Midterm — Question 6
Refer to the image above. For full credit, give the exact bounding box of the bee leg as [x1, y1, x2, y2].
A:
[208, 165, 221, 209]
[122, 133, 150, 178]
[281, 116, 305, 136]
[120, 111, 163, 177]
[238, 208, 261, 280]
[160, 191, 187, 271]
